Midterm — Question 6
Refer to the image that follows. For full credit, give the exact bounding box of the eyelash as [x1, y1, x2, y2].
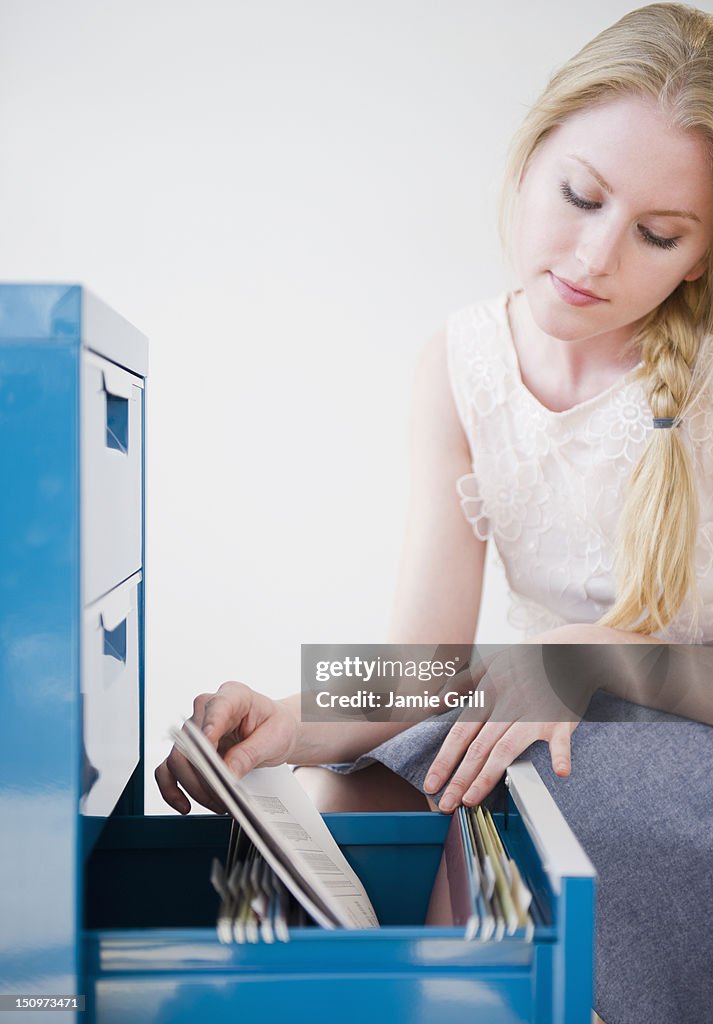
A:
[558, 181, 680, 251]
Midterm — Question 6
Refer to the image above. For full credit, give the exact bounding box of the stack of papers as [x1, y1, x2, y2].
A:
[210, 820, 310, 943]
[170, 720, 379, 934]
[426, 805, 535, 941]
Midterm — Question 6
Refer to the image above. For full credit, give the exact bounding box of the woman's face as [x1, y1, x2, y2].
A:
[513, 94, 713, 345]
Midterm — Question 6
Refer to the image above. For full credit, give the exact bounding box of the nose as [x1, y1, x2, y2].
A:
[575, 218, 623, 276]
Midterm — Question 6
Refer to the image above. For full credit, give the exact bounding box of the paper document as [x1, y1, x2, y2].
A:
[170, 720, 379, 929]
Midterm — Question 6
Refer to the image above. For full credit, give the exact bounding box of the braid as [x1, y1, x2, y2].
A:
[599, 290, 702, 633]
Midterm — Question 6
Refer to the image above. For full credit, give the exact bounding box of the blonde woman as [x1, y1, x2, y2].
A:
[157, 5, 713, 1021]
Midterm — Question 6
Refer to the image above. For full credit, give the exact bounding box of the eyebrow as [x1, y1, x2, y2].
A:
[566, 154, 702, 222]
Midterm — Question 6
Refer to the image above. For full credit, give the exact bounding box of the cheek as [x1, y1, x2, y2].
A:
[515, 183, 572, 261]
[619, 262, 693, 319]
[631, 255, 694, 295]
[515, 213, 570, 278]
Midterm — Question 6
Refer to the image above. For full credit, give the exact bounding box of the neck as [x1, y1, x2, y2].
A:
[507, 289, 642, 411]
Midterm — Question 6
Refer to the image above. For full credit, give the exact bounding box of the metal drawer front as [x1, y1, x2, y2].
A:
[81, 571, 141, 818]
[82, 352, 143, 605]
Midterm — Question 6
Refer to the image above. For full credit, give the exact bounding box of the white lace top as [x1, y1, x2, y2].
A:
[447, 291, 713, 643]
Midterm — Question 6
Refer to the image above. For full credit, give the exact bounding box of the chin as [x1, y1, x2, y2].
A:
[526, 290, 592, 342]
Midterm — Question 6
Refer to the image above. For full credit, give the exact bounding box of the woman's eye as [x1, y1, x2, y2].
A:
[559, 181, 600, 210]
[638, 226, 679, 251]
[559, 180, 681, 251]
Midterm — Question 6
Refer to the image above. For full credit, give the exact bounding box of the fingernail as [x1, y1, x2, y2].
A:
[439, 794, 455, 813]
[424, 773, 440, 793]
[202, 722, 214, 736]
[463, 788, 479, 806]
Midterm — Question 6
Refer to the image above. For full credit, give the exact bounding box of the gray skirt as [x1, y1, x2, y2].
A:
[329, 692, 713, 1024]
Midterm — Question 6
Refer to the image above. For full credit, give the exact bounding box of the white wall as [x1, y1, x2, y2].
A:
[0, 0, 697, 812]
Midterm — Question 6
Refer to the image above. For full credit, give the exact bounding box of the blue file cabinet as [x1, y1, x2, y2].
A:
[0, 284, 147, 1016]
[0, 285, 596, 1024]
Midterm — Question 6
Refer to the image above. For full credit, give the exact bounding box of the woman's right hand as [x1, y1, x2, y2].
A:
[155, 681, 299, 814]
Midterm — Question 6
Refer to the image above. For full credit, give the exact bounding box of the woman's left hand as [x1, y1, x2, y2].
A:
[424, 624, 605, 812]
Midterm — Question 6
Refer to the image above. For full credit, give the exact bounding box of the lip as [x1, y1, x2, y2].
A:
[549, 272, 606, 306]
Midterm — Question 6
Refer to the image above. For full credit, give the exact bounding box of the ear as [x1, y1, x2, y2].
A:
[683, 254, 709, 282]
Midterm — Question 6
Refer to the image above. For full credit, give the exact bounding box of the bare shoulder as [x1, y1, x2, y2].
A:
[417, 325, 447, 363]
[412, 327, 468, 455]
[414, 326, 448, 387]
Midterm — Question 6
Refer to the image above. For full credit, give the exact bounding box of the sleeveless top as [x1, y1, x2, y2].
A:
[447, 291, 713, 643]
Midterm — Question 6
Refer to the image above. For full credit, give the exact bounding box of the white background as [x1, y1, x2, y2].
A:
[0, 1, 697, 812]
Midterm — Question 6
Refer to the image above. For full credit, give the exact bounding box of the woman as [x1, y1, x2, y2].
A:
[157, 6, 713, 1021]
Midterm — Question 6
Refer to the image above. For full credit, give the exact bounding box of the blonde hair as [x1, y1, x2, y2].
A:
[499, 3, 713, 635]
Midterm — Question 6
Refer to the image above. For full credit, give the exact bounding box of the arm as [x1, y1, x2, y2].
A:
[554, 622, 713, 725]
[387, 328, 486, 645]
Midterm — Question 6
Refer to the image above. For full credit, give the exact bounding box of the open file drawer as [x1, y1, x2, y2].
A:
[82, 763, 596, 1024]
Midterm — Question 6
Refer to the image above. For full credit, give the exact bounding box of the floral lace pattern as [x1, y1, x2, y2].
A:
[448, 292, 713, 643]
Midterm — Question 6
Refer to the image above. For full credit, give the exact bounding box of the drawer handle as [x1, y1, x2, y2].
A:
[102, 367, 133, 455]
[106, 394, 128, 453]
[102, 617, 127, 664]
[92, 573, 140, 669]
[99, 583, 134, 666]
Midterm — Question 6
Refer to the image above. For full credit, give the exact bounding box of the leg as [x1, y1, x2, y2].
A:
[294, 762, 430, 812]
[524, 704, 713, 1024]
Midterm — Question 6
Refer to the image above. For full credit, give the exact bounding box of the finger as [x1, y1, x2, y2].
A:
[424, 717, 486, 794]
[461, 721, 539, 805]
[199, 682, 251, 740]
[438, 720, 510, 812]
[165, 745, 228, 814]
[549, 722, 573, 777]
[155, 758, 191, 814]
[222, 717, 291, 780]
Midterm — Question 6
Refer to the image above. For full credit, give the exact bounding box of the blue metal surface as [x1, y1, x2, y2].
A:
[553, 875, 596, 1024]
[0, 336, 81, 1005]
[0, 285, 147, 1021]
[87, 969, 534, 1024]
[0, 283, 81, 338]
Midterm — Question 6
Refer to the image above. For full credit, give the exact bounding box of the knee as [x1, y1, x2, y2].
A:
[293, 766, 356, 812]
[294, 764, 429, 813]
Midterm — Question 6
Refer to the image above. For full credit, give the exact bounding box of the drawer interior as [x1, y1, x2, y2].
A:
[84, 809, 554, 932]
